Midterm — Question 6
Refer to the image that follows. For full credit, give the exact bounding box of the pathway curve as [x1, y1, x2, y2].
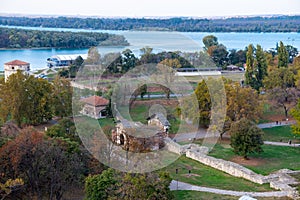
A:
[257, 120, 296, 129]
[169, 180, 288, 197]
[264, 141, 300, 147]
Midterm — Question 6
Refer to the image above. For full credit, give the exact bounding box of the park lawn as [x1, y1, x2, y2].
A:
[98, 117, 115, 127]
[209, 143, 300, 175]
[129, 104, 149, 124]
[163, 156, 272, 192]
[259, 102, 286, 123]
[126, 103, 194, 134]
[172, 190, 236, 200]
[183, 73, 244, 83]
[262, 126, 300, 143]
[172, 191, 291, 200]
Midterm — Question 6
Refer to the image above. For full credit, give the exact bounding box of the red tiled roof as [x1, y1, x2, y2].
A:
[81, 95, 109, 106]
[5, 60, 30, 65]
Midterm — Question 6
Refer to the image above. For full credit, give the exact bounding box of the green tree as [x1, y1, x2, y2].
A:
[46, 118, 80, 144]
[181, 78, 262, 138]
[194, 80, 211, 127]
[291, 100, 300, 136]
[245, 44, 268, 91]
[122, 49, 137, 72]
[228, 49, 246, 66]
[230, 118, 264, 159]
[140, 46, 155, 64]
[0, 71, 53, 126]
[104, 52, 122, 74]
[209, 44, 228, 68]
[263, 67, 299, 118]
[160, 58, 182, 69]
[85, 168, 117, 200]
[86, 47, 101, 65]
[255, 45, 268, 89]
[285, 45, 298, 63]
[278, 41, 289, 68]
[245, 44, 267, 91]
[202, 35, 218, 50]
[52, 77, 73, 118]
[85, 169, 173, 200]
[181, 80, 211, 128]
[225, 81, 262, 124]
[245, 44, 256, 89]
[23, 75, 53, 125]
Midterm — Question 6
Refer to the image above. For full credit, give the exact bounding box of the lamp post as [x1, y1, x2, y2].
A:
[176, 168, 178, 190]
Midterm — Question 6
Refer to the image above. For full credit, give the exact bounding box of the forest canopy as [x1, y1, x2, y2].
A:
[0, 27, 129, 49]
[0, 16, 299, 32]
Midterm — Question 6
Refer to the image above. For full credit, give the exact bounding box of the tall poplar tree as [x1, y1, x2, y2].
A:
[278, 41, 289, 68]
[245, 44, 268, 91]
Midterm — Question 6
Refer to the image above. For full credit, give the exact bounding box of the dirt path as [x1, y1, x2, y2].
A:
[169, 180, 288, 198]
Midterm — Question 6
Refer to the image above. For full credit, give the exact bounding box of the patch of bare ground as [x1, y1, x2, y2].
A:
[230, 156, 266, 167]
[262, 114, 294, 123]
[183, 173, 200, 178]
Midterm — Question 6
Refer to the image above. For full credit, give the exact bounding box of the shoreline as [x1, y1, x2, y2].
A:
[0, 45, 130, 51]
[1, 24, 299, 34]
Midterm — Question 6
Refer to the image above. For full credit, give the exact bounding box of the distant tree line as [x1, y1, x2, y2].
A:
[0, 16, 300, 32]
[0, 27, 129, 48]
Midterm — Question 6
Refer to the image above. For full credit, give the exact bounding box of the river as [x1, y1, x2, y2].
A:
[0, 25, 299, 71]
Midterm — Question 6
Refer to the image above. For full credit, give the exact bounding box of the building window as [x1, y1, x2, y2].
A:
[11, 67, 14, 70]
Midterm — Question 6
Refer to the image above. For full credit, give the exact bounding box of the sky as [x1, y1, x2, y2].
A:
[1, 0, 300, 18]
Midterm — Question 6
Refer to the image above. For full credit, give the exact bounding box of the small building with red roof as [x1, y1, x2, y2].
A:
[80, 95, 109, 119]
[4, 60, 30, 82]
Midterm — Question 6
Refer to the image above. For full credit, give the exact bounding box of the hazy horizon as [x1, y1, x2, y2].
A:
[1, 0, 300, 18]
[1, 13, 300, 19]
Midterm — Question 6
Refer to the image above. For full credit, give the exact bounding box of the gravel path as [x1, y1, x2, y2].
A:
[169, 180, 288, 197]
[264, 141, 300, 147]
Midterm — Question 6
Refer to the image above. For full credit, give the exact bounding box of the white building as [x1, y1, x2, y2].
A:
[4, 60, 30, 82]
[47, 54, 87, 67]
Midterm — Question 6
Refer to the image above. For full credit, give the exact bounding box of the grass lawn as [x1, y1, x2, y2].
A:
[208, 142, 300, 175]
[163, 156, 272, 192]
[98, 118, 115, 135]
[98, 117, 115, 127]
[172, 191, 291, 200]
[259, 102, 286, 123]
[263, 126, 300, 143]
[173, 190, 236, 200]
[119, 103, 195, 134]
[183, 73, 244, 83]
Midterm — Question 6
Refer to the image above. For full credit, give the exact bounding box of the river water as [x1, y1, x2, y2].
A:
[0, 25, 299, 70]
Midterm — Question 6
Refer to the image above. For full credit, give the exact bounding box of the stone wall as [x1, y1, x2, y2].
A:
[164, 138, 184, 155]
[165, 139, 300, 199]
[186, 149, 268, 184]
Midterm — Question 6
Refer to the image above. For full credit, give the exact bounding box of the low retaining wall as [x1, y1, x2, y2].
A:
[165, 140, 299, 199]
[186, 150, 267, 184]
[164, 138, 185, 155]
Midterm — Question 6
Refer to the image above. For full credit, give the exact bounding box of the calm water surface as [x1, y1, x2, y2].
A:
[0, 25, 299, 70]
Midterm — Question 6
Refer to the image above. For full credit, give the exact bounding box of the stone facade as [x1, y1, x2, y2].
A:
[112, 120, 166, 152]
[112, 118, 167, 152]
[80, 95, 109, 119]
[4, 60, 30, 82]
[147, 113, 170, 133]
